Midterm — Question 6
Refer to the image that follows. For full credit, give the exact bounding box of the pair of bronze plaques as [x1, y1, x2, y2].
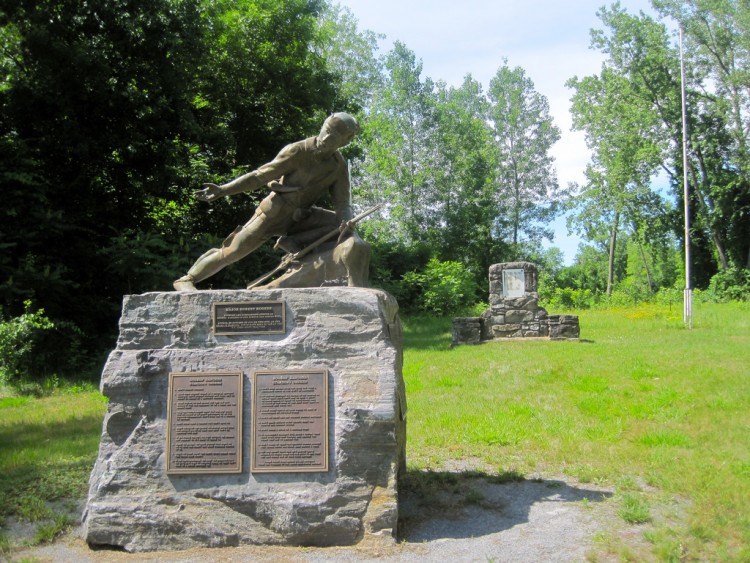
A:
[165, 301, 328, 475]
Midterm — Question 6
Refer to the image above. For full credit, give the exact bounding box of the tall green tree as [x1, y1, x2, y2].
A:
[0, 0, 345, 361]
[356, 41, 440, 243]
[488, 62, 562, 255]
[0, 0, 208, 336]
[653, 0, 750, 269]
[569, 3, 747, 291]
[196, 0, 337, 170]
[431, 76, 503, 279]
[317, 3, 384, 113]
[568, 62, 666, 295]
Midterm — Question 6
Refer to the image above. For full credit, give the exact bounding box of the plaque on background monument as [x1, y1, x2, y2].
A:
[502, 268, 525, 298]
[251, 370, 328, 473]
[166, 371, 243, 474]
[213, 301, 285, 335]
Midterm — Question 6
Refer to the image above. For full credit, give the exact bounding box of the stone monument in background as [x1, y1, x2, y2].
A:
[452, 261, 580, 345]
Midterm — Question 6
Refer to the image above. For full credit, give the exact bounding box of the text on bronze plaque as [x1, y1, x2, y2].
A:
[213, 301, 285, 335]
[251, 370, 328, 473]
[166, 372, 243, 474]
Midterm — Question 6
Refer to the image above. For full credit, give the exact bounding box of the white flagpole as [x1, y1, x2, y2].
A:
[680, 24, 693, 329]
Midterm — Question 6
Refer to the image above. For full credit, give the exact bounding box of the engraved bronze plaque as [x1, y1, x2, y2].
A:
[213, 301, 285, 336]
[251, 370, 328, 473]
[166, 372, 243, 474]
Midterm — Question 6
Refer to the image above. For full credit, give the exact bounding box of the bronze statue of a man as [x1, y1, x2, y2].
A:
[173, 112, 361, 291]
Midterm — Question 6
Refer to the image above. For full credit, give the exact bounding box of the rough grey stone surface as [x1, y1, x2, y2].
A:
[82, 288, 406, 553]
[487, 263, 548, 338]
[454, 262, 580, 344]
[451, 317, 482, 346]
[548, 315, 581, 339]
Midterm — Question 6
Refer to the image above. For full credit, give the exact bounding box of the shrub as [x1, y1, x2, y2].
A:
[654, 285, 683, 306]
[402, 258, 477, 315]
[0, 301, 54, 384]
[612, 275, 654, 304]
[543, 287, 596, 310]
[367, 238, 432, 310]
[537, 270, 557, 304]
[702, 267, 750, 302]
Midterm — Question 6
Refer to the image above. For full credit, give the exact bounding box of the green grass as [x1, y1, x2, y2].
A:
[1, 302, 748, 560]
[402, 301, 750, 561]
[618, 493, 651, 524]
[0, 384, 107, 549]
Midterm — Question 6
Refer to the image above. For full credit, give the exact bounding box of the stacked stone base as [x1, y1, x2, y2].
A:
[82, 288, 406, 552]
[451, 317, 483, 345]
[547, 314, 582, 340]
[451, 313, 580, 345]
[452, 262, 580, 345]
[484, 294, 550, 338]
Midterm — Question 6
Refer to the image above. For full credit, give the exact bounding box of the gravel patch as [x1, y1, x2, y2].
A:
[10, 475, 616, 562]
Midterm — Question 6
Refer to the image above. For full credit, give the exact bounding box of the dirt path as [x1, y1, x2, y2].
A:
[10, 475, 622, 562]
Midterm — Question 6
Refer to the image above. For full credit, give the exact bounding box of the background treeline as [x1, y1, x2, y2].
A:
[1, 0, 748, 384]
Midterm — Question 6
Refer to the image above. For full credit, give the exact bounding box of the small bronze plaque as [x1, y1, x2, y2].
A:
[166, 372, 243, 474]
[213, 301, 285, 336]
[251, 370, 328, 473]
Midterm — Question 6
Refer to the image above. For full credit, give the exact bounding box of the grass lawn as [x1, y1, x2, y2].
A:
[402, 301, 750, 561]
[0, 301, 747, 561]
[0, 385, 107, 554]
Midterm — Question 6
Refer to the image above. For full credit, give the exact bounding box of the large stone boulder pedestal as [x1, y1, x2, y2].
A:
[82, 288, 406, 552]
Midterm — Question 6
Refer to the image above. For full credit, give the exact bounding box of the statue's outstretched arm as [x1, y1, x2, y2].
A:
[193, 142, 300, 202]
[193, 183, 224, 202]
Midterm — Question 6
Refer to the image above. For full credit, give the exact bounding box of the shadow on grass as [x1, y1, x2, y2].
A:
[402, 316, 453, 351]
[398, 468, 612, 542]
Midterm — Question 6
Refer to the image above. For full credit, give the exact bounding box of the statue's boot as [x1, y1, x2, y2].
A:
[173, 226, 251, 291]
[173, 275, 197, 291]
[173, 248, 228, 291]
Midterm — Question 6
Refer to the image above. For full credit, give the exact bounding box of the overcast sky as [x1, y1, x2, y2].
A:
[333, 0, 669, 263]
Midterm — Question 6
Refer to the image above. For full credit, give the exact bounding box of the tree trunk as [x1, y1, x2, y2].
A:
[712, 231, 729, 271]
[636, 235, 653, 293]
[607, 211, 619, 297]
[690, 152, 729, 271]
[512, 158, 520, 247]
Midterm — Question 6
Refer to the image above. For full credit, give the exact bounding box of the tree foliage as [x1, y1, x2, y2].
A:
[567, 2, 750, 296]
[0, 0, 343, 371]
[352, 47, 563, 300]
[568, 35, 669, 294]
[5, 0, 749, 381]
[402, 258, 477, 315]
[652, 0, 750, 271]
[431, 76, 503, 277]
[0, 301, 53, 384]
[316, 3, 383, 112]
[489, 62, 562, 251]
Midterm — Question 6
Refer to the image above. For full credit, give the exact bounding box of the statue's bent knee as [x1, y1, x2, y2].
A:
[333, 234, 371, 287]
